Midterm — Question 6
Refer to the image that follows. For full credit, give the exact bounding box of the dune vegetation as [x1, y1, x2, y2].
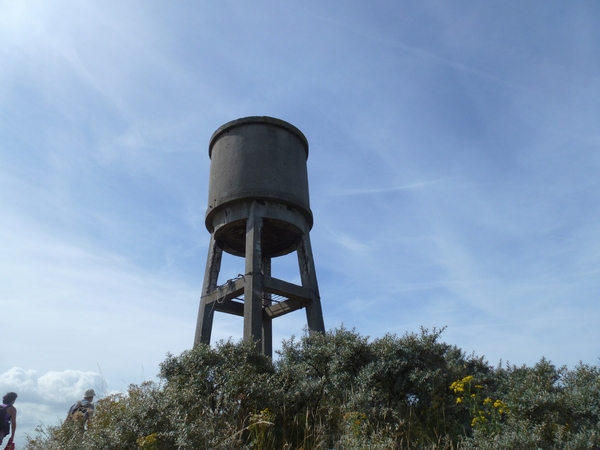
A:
[25, 327, 600, 449]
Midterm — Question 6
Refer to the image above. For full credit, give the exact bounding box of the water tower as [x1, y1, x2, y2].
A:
[194, 116, 325, 356]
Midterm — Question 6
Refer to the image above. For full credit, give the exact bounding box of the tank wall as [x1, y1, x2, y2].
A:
[206, 117, 312, 228]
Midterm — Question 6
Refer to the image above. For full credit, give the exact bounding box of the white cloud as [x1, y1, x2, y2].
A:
[0, 368, 38, 394]
[37, 371, 103, 403]
[0, 368, 103, 404]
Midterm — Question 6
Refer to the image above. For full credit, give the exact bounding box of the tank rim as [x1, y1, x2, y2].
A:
[205, 197, 314, 233]
[209, 116, 309, 158]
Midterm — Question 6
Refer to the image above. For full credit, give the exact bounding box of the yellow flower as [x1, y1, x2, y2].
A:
[471, 416, 487, 427]
[450, 381, 465, 393]
[456, 397, 463, 404]
[137, 433, 158, 449]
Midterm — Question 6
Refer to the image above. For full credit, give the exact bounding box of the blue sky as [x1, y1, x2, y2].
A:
[2, 0, 600, 444]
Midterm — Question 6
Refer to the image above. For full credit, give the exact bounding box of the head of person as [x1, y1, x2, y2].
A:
[83, 388, 95, 401]
[2, 392, 17, 405]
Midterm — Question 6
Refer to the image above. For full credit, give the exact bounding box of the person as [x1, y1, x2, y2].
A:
[0, 392, 17, 446]
[66, 388, 96, 429]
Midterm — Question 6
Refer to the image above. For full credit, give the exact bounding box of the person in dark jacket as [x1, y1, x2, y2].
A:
[0, 392, 17, 446]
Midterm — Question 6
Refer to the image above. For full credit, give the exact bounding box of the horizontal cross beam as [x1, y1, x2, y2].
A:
[202, 275, 316, 319]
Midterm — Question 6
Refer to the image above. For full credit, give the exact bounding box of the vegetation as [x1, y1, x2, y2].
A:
[25, 327, 600, 449]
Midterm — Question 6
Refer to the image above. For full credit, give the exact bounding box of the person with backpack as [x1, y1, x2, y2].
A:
[0, 392, 17, 446]
[66, 388, 96, 429]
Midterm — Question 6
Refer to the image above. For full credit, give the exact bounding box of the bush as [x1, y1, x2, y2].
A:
[24, 327, 600, 449]
[461, 359, 600, 449]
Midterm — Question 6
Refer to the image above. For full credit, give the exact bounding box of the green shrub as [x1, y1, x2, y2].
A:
[24, 327, 600, 450]
[461, 359, 600, 449]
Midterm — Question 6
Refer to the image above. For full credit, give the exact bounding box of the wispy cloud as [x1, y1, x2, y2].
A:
[330, 179, 448, 196]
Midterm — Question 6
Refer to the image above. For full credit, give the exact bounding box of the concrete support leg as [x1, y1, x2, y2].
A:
[244, 203, 264, 349]
[262, 256, 273, 357]
[297, 231, 325, 335]
[194, 234, 223, 346]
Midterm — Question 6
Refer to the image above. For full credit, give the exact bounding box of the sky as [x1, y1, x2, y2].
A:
[1, 0, 600, 445]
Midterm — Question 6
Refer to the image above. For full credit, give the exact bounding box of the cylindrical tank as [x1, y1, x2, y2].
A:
[206, 116, 313, 258]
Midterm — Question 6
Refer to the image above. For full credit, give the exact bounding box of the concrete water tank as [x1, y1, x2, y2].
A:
[206, 116, 313, 257]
